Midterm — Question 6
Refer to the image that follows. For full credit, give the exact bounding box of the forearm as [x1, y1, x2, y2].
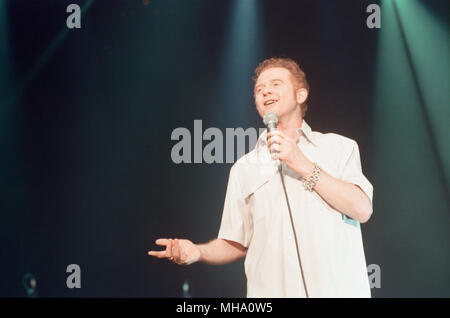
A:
[197, 238, 247, 265]
[296, 161, 373, 223]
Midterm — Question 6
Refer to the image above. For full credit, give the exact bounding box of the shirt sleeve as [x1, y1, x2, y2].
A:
[339, 140, 373, 226]
[217, 166, 253, 248]
[341, 140, 373, 204]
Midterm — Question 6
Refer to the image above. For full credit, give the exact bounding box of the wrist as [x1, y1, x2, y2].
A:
[303, 162, 321, 192]
[298, 159, 315, 179]
[196, 244, 204, 263]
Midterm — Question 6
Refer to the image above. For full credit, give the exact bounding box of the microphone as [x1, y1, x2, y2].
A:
[263, 112, 280, 166]
[263, 112, 278, 133]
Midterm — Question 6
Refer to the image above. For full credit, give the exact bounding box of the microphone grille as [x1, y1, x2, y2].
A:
[263, 112, 278, 126]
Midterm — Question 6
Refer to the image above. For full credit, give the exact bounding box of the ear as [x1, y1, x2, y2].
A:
[296, 87, 308, 104]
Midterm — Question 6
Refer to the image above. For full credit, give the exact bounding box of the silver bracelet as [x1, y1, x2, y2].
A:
[303, 163, 321, 192]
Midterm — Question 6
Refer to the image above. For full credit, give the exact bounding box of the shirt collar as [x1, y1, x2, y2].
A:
[256, 119, 317, 150]
[296, 120, 317, 146]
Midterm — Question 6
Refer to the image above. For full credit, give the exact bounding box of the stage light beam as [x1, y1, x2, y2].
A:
[371, 0, 450, 297]
[216, 0, 265, 125]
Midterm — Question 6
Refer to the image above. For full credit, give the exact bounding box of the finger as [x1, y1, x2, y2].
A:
[275, 130, 287, 139]
[269, 143, 280, 153]
[180, 251, 188, 265]
[270, 146, 281, 160]
[166, 239, 174, 259]
[155, 238, 170, 246]
[267, 131, 280, 141]
[269, 137, 281, 147]
[268, 132, 282, 144]
[268, 137, 281, 149]
[173, 239, 182, 263]
[280, 133, 294, 143]
[148, 250, 168, 258]
[269, 131, 290, 143]
[171, 239, 178, 261]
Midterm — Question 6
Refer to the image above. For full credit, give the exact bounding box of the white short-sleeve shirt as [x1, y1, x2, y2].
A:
[218, 120, 373, 298]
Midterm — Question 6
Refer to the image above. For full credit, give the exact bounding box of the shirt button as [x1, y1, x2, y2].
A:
[288, 235, 293, 240]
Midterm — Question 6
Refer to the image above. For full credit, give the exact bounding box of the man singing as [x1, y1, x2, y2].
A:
[148, 57, 374, 298]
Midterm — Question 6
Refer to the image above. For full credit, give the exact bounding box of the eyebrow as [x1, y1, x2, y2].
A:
[255, 79, 284, 90]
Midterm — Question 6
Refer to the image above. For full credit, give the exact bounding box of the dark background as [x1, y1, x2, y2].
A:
[1, 0, 449, 297]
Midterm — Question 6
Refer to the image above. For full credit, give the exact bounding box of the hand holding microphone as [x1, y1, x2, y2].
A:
[263, 112, 313, 176]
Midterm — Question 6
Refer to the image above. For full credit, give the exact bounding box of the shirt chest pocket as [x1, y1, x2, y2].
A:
[241, 175, 277, 225]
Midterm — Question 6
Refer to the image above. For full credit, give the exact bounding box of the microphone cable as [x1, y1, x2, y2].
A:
[278, 163, 310, 298]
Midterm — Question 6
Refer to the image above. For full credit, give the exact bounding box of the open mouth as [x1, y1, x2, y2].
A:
[264, 99, 278, 106]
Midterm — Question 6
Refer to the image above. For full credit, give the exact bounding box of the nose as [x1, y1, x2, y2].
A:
[262, 86, 272, 96]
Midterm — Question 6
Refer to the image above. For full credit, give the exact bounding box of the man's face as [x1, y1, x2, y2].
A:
[254, 67, 302, 120]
